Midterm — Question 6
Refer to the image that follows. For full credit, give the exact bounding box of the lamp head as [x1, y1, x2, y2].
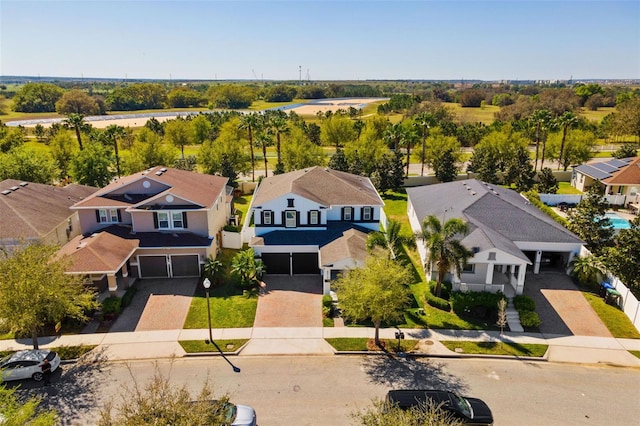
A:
[203, 278, 211, 289]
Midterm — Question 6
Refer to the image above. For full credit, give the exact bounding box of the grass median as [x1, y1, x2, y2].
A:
[179, 339, 248, 353]
[440, 341, 548, 357]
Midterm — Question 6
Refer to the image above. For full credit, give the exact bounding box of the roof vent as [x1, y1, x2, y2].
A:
[155, 171, 163, 176]
[1, 190, 11, 195]
[19, 182, 28, 187]
[160, 167, 167, 172]
[124, 193, 133, 201]
[10, 186, 19, 191]
[470, 191, 476, 196]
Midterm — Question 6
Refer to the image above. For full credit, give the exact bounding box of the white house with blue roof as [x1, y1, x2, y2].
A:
[407, 179, 584, 296]
[243, 167, 385, 294]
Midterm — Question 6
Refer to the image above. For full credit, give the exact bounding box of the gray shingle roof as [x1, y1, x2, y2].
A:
[407, 179, 582, 259]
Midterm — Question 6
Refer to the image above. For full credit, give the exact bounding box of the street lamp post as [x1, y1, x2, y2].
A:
[203, 278, 241, 373]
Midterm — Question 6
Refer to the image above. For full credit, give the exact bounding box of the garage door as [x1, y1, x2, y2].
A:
[261, 253, 290, 275]
[139, 256, 169, 278]
[292, 253, 319, 274]
[171, 255, 200, 277]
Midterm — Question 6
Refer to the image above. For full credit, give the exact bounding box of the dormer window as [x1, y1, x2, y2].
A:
[263, 210, 273, 225]
[287, 198, 295, 208]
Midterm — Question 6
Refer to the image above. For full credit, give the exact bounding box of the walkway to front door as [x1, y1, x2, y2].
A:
[253, 275, 323, 327]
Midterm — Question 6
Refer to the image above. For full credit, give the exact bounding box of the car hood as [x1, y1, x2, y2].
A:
[467, 397, 494, 424]
[232, 404, 256, 426]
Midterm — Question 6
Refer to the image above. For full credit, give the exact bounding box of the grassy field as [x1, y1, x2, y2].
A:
[443, 102, 500, 125]
[247, 99, 308, 111]
[440, 341, 548, 357]
[582, 292, 640, 339]
[579, 107, 615, 122]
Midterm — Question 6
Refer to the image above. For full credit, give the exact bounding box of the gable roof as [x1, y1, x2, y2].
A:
[72, 166, 228, 210]
[407, 179, 582, 259]
[252, 167, 384, 207]
[574, 157, 640, 185]
[58, 231, 139, 274]
[0, 180, 98, 241]
[320, 228, 369, 266]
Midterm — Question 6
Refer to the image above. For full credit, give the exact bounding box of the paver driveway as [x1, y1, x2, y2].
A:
[253, 275, 323, 327]
[110, 278, 198, 332]
[523, 272, 611, 337]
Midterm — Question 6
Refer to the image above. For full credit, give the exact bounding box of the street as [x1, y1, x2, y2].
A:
[13, 354, 640, 425]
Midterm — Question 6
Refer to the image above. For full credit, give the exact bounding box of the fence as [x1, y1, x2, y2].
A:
[579, 246, 640, 332]
[539, 193, 628, 206]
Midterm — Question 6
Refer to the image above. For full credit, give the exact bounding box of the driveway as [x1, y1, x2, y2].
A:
[523, 272, 612, 337]
[253, 275, 323, 327]
[110, 278, 198, 332]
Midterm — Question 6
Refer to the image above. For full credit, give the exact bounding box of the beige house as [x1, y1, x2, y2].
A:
[62, 167, 230, 295]
[0, 179, 97, 250]
[572, 157, 640, 207]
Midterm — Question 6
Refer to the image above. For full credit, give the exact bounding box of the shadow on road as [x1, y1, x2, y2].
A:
[361, 354, 468, 393]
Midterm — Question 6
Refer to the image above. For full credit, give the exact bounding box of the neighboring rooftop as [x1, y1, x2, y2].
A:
[574, 157, 640, 184]
[0, 180, 98, 240]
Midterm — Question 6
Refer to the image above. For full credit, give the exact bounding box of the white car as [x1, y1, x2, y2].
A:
[0, 350, 61, 382]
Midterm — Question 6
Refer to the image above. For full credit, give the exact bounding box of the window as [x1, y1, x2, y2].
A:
[263, 210, 272, 225]
[98, 209, 119, 223]
[287, 198, 295, 208]
[285, 211, 296, 228]
[488, 252, 496, 261]
[158, 212, 170, 229]
[309, 210, 319, 225]
[362, 207, 372, 221]
[343, 207, 352, 221]
[462, 264, 475, 273]
[172, 212, 184, 228]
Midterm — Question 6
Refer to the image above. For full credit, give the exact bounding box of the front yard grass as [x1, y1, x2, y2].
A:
[179, 339, 248, 353]
[557, 182, 582, 195]
[325, 338, 417, 352]
[183, 249, 258, 329]
[440, 341, 548, 357]
[582, 292, 640, 339]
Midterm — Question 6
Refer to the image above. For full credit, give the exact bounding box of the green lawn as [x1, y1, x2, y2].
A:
[183, 249, 258, 329]
[0, 345, 96, 360]
[248, 99, 309, 111]
[630, 350, 640, 359]
[557, 182, 582, 195]
[325, 338, 417, 352]
[179, 339, 248, 353]
[582, 292, 640, 339]
[440, 341, 548, 357]
[233, 194, 252, 226]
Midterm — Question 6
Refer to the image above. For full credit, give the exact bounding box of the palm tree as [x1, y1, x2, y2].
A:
[63, 113, 87, 150]
[366, 219, 413, 260]
[104, 124, 126, 178]
[240, 113, 261, 181]
[231, 248, 265, 288]
[416, 215, 473, 297]
[569, 254, 606, 287]
[267, 112, 288, 165]
[383, 122, 405, 151]
[555, 111, 579, 170]
[401, 127, 418, 178]
[256, 132, 273, 176]
[413, 112, 437, 176]
[529, 109, 552, 171]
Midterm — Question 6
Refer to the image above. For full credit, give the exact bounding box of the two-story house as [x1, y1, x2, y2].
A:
[243, 167, 385, 294]
[59, 166, 230, 295]
[0, 179, 98, 251]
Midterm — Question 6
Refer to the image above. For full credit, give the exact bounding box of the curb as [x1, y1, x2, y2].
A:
[334, 351, 549, 363]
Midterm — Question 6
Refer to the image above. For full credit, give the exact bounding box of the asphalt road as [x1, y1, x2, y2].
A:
[12, 355, 640, 425]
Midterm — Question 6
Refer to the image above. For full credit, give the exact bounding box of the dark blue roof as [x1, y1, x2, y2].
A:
[99, 225, 213, 248]
[258, 222, 373, 246]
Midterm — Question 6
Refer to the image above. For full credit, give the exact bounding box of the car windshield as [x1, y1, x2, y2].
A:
[451, 394, 472, 418]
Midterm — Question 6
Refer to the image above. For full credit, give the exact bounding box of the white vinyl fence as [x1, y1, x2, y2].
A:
[540, 193, 628, 206]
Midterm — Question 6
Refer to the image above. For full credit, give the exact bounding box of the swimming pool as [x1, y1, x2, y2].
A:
[604, 212, 631, 230]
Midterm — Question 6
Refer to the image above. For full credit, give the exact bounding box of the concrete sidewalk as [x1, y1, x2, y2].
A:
[1, 327, 639, 367]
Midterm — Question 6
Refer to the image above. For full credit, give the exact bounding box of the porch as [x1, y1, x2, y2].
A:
[453, 263, 526, 298]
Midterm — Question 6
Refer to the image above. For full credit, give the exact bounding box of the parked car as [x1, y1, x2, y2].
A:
[0, 350, 60, 382]
[194, 400, 257, 426]
[386, 389, 493, 425]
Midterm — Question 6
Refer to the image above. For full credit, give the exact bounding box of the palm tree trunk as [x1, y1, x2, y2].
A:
[32, 328, 39, 350]
[262, 144, 268, 176]
[420, 134, 426, 176]
[406, 144, 411, 178]
[74, 127, 84, 151]
[276, 133, 282, 163]
[534, 123, 541, 171]
[559, 126, 568, 170]
[114, 138, 121, 177]
[248, 127, 255, 182]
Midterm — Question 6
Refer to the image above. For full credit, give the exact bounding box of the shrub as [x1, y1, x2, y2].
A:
[513, 295, 536, 312]
[522, 190, 568, 227]
[429, 280, 452, 300]
[450, 291, 505, 318]
[425, 292, 451, 311]
[223, 224, 238, 232]
[102, 297, 122, 315]
[322, 294, 333, 309]
[121, 286, 137, 307]
[519, 311, 542, 328]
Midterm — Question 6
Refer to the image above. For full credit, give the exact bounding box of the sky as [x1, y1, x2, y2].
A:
[1, 0, 639, 81]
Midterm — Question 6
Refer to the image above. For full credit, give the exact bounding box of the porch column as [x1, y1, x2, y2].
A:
[533, 250, 542, 274]
[107, 274, 118, 297]
[516, 263, 526, 295]
[485, 263, 494, 285]
[120, 263, 130, 289]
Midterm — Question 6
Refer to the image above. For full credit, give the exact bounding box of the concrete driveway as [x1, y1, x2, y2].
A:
[110, 278, 198, 332]
[253, 275, 323, 327]
[523, 272, 612, 337]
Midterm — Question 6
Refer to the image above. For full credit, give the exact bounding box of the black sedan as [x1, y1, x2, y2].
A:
[386, 389, 493, 425]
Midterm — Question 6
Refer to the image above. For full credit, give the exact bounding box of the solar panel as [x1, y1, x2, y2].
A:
[576, 164, 611, 180]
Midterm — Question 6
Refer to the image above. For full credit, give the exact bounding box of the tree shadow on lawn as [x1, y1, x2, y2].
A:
[362, 354, 468, 393]
[8, 346, 110, 425]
